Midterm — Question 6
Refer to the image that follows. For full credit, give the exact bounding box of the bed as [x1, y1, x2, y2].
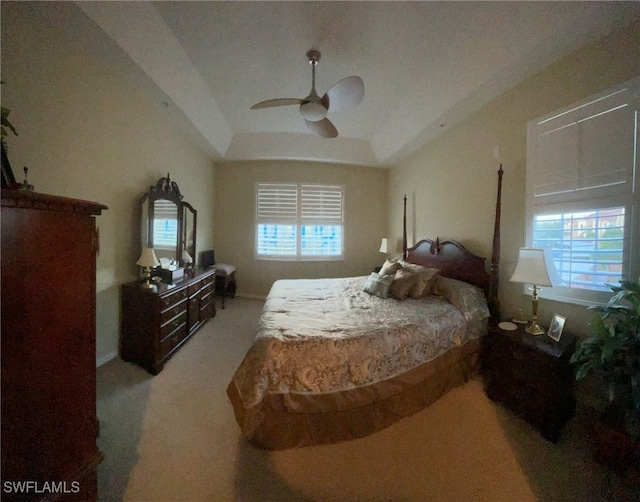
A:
[227, 168, 503, 450]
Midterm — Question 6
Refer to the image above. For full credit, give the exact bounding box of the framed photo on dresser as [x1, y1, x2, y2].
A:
[547, 314, 566, 342]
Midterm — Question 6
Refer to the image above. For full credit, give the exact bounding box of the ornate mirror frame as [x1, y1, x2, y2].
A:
[140, 174, 197, 267]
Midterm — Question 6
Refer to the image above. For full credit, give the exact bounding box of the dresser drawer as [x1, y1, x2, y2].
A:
[160, 310, 187, 338]
[188, 280, 202, 297]
[159, 287, 189, 310]
[201, 280, 214, 296]
[160, 323, 188, 357]
[187, 274, 214, 296]
[160, 299, 187, 325]
[200, 296, 214, 318]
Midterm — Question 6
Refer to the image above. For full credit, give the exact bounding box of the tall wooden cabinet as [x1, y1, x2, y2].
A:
[1, 190, 106, 501]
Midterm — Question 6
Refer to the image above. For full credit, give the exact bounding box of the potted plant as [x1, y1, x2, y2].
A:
[571, 277, 640, 471]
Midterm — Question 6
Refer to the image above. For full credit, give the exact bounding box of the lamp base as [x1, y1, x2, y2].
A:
[525, 322, 545, 335]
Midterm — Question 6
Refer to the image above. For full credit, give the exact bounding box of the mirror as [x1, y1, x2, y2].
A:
[140, 174, 196, 267]
[181, 201, 197, 266]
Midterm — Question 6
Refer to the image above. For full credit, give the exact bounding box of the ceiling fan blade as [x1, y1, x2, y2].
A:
[251, 98, 304, 110]
[322, 76, 364, 112]
[305, 118, 338, 138]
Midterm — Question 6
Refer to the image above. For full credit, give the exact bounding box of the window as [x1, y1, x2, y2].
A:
[526, 76, 639, 305]
[153, 199, 178, 250]
[256, 183, 344, 260]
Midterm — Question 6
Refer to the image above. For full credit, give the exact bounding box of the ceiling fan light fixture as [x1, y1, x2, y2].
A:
[250, 49, 364, 138]
[300, 101, 327, 121]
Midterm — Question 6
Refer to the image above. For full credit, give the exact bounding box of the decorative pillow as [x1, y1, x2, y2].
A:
[433, 276, 490, 322]
[398, 260, 428, 275]
[389, 269, 420, 300]
[363, 272, 394, 298]
[379, 258, 401, 276]
[409, 267, 440, 298]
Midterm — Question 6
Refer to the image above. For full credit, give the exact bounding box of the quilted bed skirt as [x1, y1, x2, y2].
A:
[227, 337, 482, 450]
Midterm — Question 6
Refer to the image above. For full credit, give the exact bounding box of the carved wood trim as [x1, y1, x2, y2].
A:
[1, 189, 107, 215]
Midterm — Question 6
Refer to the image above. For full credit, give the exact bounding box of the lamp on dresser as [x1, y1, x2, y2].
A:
[137, 247, 159, 289]
[510, 247, 560, 335]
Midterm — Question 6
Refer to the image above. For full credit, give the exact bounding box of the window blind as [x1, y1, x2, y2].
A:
[256, 183, 344, 260]
[257, 184, 298, 222]
[301, 185, 343, 222]
[525, 75, 639, 305]
[530, 85, 634, 201]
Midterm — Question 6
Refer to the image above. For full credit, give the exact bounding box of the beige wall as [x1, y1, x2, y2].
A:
[1, 3, 216, 362]
[389, 21, 640, 338]
[3, 2, 638, 366]
[213, 160, 388, 298]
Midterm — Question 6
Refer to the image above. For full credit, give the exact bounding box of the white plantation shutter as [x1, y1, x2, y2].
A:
[529, 82, 635, 208]
[256, 184, 298, 256]
[256, 183, 344, 260]
[301, 185, 343, 223]
[257, 184, 298, 222]
[300, 185, 343, 257]
[525, 76, 639, 305]
[153, 199, 179, 249]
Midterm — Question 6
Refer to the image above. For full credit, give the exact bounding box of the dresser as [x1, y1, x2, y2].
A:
[1, 189, 106, 501]
[120, 267, 216, 375]
[482, 323, 577, 442]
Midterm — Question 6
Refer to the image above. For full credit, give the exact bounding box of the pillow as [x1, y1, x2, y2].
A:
[363, 272, 394, 298]
[379, 258, 401, 276]
[409, 267, 440, 299]
[433, 276, 490, 322]
[394, 260, 439, 298]
[388, 269, 420, 300]
[398, 260, 427, 275]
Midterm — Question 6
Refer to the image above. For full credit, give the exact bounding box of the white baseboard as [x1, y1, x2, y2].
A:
[96, 351, 118, 368]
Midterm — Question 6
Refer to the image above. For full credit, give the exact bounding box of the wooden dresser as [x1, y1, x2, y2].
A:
[120, 267, 216, 375]
[1, 189, 106, 501]
[483, 323, 577, 442]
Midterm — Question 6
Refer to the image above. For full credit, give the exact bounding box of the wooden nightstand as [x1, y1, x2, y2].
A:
[482, 322, 578, 442]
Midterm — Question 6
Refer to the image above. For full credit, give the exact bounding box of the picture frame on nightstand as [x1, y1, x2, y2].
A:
[547, 314, 566, 342]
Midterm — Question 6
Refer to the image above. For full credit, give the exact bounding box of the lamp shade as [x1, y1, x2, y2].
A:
[510, 247, 561, 287]
[182, 250, 193, 264]
[136, 247, 160, 268]
[379, 238, 388, 254]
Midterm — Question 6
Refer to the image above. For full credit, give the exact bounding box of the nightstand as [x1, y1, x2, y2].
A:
[482, 322, 578, 442]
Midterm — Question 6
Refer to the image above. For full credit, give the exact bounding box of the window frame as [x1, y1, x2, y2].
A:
[255, 182, 345, 261]
[525, 76, 639, 306]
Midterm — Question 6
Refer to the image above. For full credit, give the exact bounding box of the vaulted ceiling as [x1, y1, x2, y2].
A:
[75, 1, 640, 167]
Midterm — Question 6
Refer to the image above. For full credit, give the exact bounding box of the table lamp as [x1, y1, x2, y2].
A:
[379, 238, 388, 256]
[137, 247, 160, 289]
[510, 247, 560, 335]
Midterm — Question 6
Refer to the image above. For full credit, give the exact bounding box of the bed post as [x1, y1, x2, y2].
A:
[488, 165, 503, 322]
[402, 194, 407, 259]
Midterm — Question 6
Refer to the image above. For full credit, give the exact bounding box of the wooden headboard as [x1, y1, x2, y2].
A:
[405, 238, 489, 289]
[402, 166, 503, 320]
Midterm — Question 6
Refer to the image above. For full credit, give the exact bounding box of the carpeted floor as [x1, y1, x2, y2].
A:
[97, 297, 638, 501]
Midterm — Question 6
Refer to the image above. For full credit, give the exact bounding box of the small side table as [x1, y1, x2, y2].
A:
[482, 322, 578, 442]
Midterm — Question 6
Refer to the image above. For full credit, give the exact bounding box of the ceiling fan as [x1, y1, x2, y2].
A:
[250, 49, 364, 138]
